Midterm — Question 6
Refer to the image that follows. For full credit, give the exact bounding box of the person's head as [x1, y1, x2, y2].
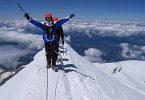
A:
[44, 12, 54, 26]
[52, 17, 58, 22]
[45, 12, 53, 22]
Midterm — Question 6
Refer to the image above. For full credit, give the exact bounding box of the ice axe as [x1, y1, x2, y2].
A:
[17, 3, 25, 13]
[17, 3, 30, 15]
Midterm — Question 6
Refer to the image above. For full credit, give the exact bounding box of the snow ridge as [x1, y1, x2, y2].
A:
[0, 43, 145, 100]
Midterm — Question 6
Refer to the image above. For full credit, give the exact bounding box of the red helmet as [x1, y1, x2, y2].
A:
[45, 12, 52, 18]
[52, 17, 58, 21]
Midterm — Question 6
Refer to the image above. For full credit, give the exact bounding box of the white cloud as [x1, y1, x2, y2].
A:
[120, 43, 145, 59]
[141, 46, 145, 53]
[84, 48, 103, 63]
[0, 20, 44, 50]
[0, 45, 31, 69]
[0, 19, 44, 69]
[120, 43, 130, 59]
[63, 20, 145, 37]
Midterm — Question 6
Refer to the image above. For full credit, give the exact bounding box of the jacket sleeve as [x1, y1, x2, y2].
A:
[54, 17, 70, 30]
[29, 18, 44, 30]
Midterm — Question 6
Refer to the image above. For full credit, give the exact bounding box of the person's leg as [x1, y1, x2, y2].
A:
[45, 43, 51, 68]
[52, 43, 59, 67]
[50, 43, 59, 72]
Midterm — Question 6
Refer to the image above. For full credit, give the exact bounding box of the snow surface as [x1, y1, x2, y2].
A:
[94, 61, 145, 96]
[0, 43, 145, 100]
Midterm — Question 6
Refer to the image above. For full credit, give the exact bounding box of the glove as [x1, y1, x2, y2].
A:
[69, 14, 75, 19]
[24, 13, 30, 20]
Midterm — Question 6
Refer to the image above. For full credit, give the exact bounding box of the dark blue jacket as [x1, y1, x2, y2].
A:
[29, 17, 70, 43]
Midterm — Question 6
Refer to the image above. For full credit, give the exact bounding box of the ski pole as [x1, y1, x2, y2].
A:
[17, 3, 25, 14]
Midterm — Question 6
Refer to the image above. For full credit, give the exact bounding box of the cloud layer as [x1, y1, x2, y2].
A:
[63, 20, 145, 37]
[1, 19, 145, 68]
[63, 20, 145, 62]
[0, 19, 43, 69]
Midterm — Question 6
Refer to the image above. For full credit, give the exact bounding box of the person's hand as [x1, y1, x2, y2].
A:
[24, 13, 30, 20]
[69, 14, 75, 19]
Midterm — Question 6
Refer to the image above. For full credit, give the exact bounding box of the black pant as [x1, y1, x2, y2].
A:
[45, 42, 59, 66]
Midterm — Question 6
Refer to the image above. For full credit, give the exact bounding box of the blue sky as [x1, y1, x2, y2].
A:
[0, 0, 145, 21]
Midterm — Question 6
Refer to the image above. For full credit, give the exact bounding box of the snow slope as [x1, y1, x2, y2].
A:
[94, 61, 145, 96]
[0, 43, 145, 100]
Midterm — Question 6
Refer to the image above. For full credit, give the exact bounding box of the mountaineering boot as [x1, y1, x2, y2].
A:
[52, 66, 58, 72]
[46, 64, 51, 68]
